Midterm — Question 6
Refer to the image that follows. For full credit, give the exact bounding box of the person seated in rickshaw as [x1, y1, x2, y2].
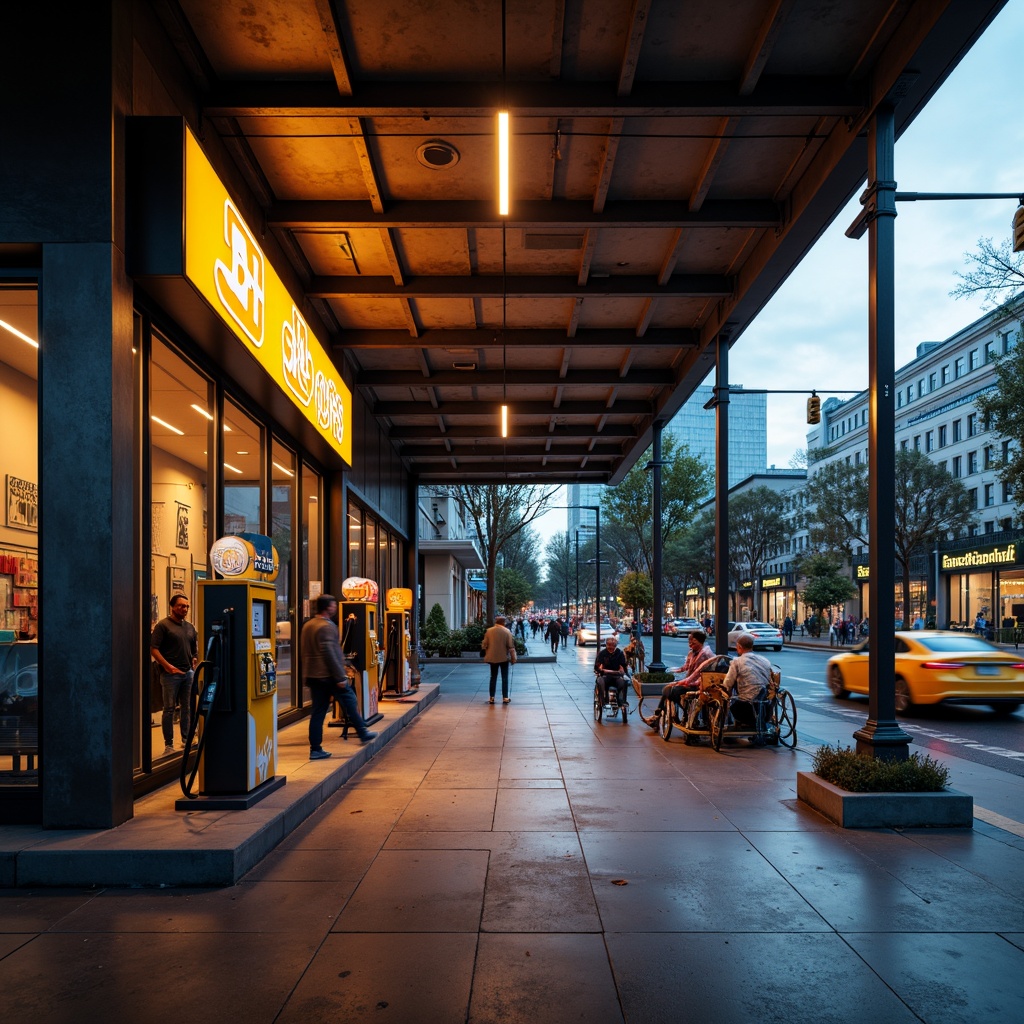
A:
[723, 633, 773, 725]
[594, 635, 629, 706]
[647, 629, 715, 728]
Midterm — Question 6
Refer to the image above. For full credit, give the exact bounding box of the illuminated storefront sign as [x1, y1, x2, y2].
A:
[940, 544, 1018, 572]
[183, 130, 352, 464]
[761, 576, 783, 589]
[856, 565, 870, 580]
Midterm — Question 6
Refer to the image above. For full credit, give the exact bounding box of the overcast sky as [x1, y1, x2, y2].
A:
[533, 1, 1024, 544]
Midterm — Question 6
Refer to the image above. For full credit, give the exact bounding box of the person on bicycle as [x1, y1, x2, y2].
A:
[723, 633, 773, 725]
[647, 629, 715, 728]
[594, 635, 629, 707]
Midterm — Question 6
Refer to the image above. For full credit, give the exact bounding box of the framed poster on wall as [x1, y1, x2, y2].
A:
[5, 475, 38, 531]
[168, 565, 187, 600]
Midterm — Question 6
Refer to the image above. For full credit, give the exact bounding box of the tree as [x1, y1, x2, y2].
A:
[499, 525, 543, 591]
[543, 531, 574, 616]
[729, 487, 788, 619]
[806, 449, 976, 622]
[664, 509, 715, 616]
[975, 329, 1024, 521]
[600, 435, 713, 577]
[495, 566, 532, 616]
[618, 571, 654, 628]
[446, 483, 559, 620]
[950, 237, 1024, 311]
[797, 552, 856, 629]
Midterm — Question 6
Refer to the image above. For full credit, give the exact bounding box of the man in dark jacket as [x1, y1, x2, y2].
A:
[300, 594, 377, 759]
[545, 617, 561, 655]
[594, 635, 629, 707]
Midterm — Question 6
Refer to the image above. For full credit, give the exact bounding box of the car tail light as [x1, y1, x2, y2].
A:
[1011, 663, 1024, 670]
[921, 661, 965, 670]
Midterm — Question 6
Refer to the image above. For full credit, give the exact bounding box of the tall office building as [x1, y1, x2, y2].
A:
[568, 385, 767, 533]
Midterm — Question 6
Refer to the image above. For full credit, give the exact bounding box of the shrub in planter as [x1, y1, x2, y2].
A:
[632, 670, 674, 688]
[421, 602, 450, 656]
[513, 637, 526, 657]
[461, 620, 486, 652]
[811, 744, 950, 793]
[439, 628, 467, 657]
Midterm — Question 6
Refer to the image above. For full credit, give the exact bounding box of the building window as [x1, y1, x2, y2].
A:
[925, 430, 934, 452]
[918, 377, 925, 397]
[938, 425, 947, 447]
[967, 451, 978, 474]
[913, 435, 921, 451]
[1004, 481, 1013, 503]
[952, 456, 962, 478]
[984, 445, 994, 470]
[984, 483, 994, 507]
[928, 371, 937, 392]
[954, 357, 964, 378]
[906, 385, 913, 403]
[953, 419, 962, 442]
[970, 348, 980, 370]
[985, 341, 996, 362]
[984, 520, 994, 534]
[897, 392, 903, 408]
[968, 487, 978, 509]
[901, 439, 909, 451]
[967, 413, 977, 437]
[941, 365, 950, 385]
[1003, 439, 1012, 463]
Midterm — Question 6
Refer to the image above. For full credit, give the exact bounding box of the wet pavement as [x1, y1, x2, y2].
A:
[1, 652, 1023, 1022]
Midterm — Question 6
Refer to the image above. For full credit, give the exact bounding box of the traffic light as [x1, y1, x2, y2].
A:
[806, 393, 821, 424]
[1014, 204, 1024, 253]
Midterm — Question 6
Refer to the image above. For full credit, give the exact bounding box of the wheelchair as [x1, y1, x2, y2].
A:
[594, 670, 630, 724]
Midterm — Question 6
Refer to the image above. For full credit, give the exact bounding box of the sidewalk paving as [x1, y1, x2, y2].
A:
[1, 653, 1023, 1023]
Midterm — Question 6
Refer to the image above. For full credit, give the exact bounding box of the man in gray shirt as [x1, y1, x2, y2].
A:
[723, 633, 773, 725]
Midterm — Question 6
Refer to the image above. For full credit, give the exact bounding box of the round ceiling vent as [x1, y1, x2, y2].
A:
[416, 139, 460, 169]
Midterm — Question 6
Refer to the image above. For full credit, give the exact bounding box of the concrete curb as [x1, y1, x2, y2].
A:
[797, 771, 973, 829]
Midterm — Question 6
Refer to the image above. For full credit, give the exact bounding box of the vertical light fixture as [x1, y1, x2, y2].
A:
[498, 0, 510, 440]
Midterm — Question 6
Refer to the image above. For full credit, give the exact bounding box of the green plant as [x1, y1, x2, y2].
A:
[633, 670, 674, 688]
[513, 636, 526, 657]
[461, 620, 486, 651]
[421, 603, 450, 654]
[811, 744, 951, 793]
[439, 628, 467, 657]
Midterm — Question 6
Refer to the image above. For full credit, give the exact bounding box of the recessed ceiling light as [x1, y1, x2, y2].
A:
[416, 139, 460, 169]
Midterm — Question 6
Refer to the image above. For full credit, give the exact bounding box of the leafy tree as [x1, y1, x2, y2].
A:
[797, 552, 856, 625]
[600, 435, 712, 577]
[975, 328, 1024, 520]
[729, 487, 788, 619]
[806, 449, 976, 623]
[618, 571, 654, 627]
[445, 483, 559, 620]
[664, 509, 716, 616]
[543, 531, 574, 616]
[495, 566, 532, 617]
[499, 525, 543, 591]
[950, 238, 1024, 311]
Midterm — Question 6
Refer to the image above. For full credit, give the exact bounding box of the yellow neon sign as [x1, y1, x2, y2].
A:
[183, 130, 351, 464]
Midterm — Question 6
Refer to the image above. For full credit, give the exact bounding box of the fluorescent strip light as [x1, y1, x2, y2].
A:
[501, 404, 509, 438]
[272, 461, 295, 477]
[223, 462, 243, 474]
[191, 403, 214, 421]
[497, 111, 510, 216]
[0, 318, 39, 348]
[151, 415, 184, 436]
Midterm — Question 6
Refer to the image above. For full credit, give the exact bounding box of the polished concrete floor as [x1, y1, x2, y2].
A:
[1, 654, 1023, 1023]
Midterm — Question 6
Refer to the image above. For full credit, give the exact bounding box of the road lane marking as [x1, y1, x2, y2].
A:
[974, 806, 1024, 838]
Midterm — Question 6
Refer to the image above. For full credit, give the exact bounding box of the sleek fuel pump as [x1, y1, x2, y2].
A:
[381, 587, 413, 698]
[176, 534, 287, 810]
[336, 576, 385, 728]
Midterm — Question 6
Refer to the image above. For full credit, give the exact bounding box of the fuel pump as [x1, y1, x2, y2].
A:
[335, 576, 385, 728]
[175, 534, 287, 810]
[381, 587, 413, 699]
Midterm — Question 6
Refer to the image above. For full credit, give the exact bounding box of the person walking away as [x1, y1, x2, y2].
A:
[546, 616, 561, 654]
[482, 614, 517, 704]
[300, 593, 378, 759]
[151, 594, 198, 757]
[782, 615, 793, 642]
[560, 616, 570, 649]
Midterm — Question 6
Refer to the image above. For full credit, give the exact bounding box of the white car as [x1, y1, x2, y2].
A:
[576, 622, 618, 647]
[727, 621, 783, 652]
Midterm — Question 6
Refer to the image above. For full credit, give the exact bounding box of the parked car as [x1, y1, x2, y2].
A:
[727, 621, 783, 652]
[664, 617, 702, 636]
[576, 622, 618, 647]
[827, 631, 1024, 714]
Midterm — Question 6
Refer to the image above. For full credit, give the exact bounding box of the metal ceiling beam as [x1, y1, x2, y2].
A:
[269, 198, 779, 229]
[373, 399, 652, 417]
[204, 76, 863, 117]
[310, 274, 731, 299]
[388, 422, 637, 441]
[358, 368, 671, 388]
[397, 443, 621, 458]
[332, 327, 698, 349]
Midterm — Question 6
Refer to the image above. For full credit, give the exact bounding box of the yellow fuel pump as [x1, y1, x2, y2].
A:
[335, 576, 385, 729]
[382, 587, 413, 698]
[176, 534, 286, 810]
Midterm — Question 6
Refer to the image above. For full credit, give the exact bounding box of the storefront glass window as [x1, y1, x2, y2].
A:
[148, 335, 212, 766]
[998, 570, 1024, 628]
[0, 284, 39, 791]
[271, 440, 296, 708]
[348, 501, 362, 578]
[223, 398, 264, 535]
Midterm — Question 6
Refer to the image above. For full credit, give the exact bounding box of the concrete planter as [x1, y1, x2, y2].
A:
[797, 771, 973, 829]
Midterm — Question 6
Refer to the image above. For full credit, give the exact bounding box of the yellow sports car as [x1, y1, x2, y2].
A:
[826, 630, 1024, 715]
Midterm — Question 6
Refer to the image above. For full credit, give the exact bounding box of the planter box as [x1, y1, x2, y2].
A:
[796, 771, 973, 829]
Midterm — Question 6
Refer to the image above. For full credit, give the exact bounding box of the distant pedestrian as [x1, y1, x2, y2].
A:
[482, 614, 517, 704]
[546, 617, 561, 654]
[782, 615, 793, 642]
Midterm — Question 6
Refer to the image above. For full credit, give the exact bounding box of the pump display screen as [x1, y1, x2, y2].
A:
[251, 599, 272, 638]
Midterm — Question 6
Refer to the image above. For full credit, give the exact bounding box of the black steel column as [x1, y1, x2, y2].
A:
[407, 475, 421, 686]
[854, 104, 912, 760]
[648, 420, 666, 672]
[714, 335, 730, 656]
